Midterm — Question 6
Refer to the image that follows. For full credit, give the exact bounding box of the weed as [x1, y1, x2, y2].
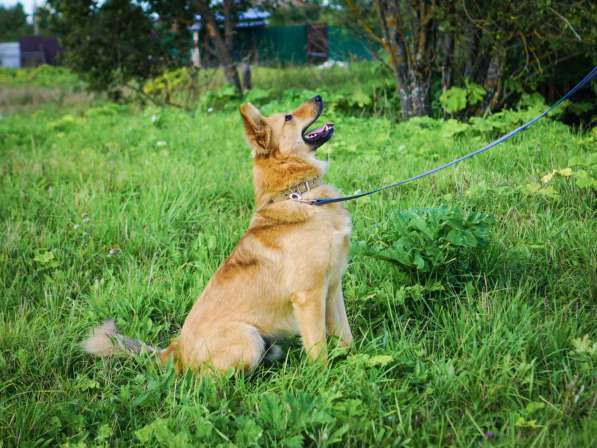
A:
[352, 205, 493, 278]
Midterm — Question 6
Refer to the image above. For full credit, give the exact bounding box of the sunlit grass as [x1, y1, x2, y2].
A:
[0, 88, 595, 446]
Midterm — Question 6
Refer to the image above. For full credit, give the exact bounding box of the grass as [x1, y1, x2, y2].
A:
[0, 71, 596, 447]
[0, 66, 92, 115]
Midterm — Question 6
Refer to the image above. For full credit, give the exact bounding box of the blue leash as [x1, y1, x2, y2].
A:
[304, 66, 597, 206]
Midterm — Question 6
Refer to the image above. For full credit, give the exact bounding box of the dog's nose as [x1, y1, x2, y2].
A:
[313, 95, 322, 103]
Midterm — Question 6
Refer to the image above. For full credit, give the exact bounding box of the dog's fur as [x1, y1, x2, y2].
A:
[83, 97, 353, 374]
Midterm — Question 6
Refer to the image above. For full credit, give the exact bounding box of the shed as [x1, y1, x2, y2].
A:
[0, 42, 21, 68]
[19, 36, 62, 67]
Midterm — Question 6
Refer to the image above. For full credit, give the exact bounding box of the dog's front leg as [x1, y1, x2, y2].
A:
[291, 288, 327, 364]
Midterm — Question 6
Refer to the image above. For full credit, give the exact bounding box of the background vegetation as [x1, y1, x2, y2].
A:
[0, 2, 32, 41]
[1, 64, 596, 446]
[1, 0, 585, 118]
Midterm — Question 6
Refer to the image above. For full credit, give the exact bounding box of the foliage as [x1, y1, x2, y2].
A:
[0, 2, 31, 41]
[439, 80, 486, 115]
[152, 0, 253, 94]
[0, 65, 82, 88]
[142, 67, 196, 108]
[335, 0, 597, 118]
[264, 0, 326, 25]
[140, 59, 594, 124]
[0, 66, 89, 115]
[190, 62, 398, 117]
[352, 206, 493, 279]
[46, 0, 189, 95]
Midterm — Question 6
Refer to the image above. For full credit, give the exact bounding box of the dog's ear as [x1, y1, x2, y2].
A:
[240, 103, 271, 154]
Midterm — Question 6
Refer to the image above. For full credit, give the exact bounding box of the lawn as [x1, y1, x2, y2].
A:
[0, 70, 596, 446]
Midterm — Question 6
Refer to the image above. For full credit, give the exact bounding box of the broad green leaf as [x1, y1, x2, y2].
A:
[34, 251, 55, 264]
[366, 354, 394, 367]
[465, 81, 486, 105]
[440, 87, 467, 114]
[515, 416, 540, 429]
[235, 416, 263, 446]
[574, 170, 597, 189]
[525, 401, 545, 414]
[413, 253, 425, 270]
[541, 171, 555, 184]
[352, 90, 371, 107]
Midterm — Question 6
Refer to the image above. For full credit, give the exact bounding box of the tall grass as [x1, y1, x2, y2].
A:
[0, 76, 595, 446]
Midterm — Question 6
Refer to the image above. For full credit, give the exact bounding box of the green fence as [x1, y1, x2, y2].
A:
[230, 24, 374, 65]
[328, 26, 373, 61]
[258, 25, 307, 64]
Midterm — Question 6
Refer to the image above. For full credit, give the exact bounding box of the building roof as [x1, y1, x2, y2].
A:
[189, 8, 270, 31]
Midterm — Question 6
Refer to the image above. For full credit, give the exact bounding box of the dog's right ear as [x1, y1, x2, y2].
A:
[240, 103, 271, 154]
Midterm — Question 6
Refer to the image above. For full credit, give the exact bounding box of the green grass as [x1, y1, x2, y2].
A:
[0, 86, 596, 447]
[0, 66, 91, 116]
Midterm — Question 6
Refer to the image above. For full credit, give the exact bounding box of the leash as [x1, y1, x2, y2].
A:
[297, 66, 597, 206]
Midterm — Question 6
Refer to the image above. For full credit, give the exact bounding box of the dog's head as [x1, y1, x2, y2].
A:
[239, 96, 334, 158]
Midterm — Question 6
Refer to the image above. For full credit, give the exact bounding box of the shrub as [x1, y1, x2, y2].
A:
[352, 205, 494, 280]
[47, 0, 188, 96]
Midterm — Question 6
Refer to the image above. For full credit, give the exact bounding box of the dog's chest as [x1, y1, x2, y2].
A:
[321, 209, 352, 270]
[331, 213, 351, 246]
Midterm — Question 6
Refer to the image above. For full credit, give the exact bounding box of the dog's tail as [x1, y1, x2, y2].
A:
[82, 319, 161, 357]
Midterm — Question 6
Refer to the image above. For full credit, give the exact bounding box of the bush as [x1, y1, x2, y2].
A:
[47, 0, 188, 95]
[352, 205, 494, 280]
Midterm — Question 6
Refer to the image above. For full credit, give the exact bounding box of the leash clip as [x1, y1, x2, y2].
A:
[289, 192, 302, 201]
[289, 191, 315, 205]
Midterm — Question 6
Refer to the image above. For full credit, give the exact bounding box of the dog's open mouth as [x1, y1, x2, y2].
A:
[302, 103, 334, 149]
[303, 123, 334, 149]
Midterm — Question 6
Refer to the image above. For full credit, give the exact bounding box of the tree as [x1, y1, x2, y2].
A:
[0, 3, 32, 41]
[47, 0, 188, 97]
[341, 0, 446, 118]
[48, 0, 251, 96]
[195, 0, 243, 94]
[150, 0, 251, 94]
[264, 0, 324, 25]
[340, 0, 597, 119]
[458, 0, 597, 113]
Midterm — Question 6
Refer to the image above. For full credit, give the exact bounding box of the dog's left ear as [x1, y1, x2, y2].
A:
[240, 103, 271, 154]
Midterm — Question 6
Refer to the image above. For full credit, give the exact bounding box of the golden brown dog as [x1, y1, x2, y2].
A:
[83, 96, 353, 374]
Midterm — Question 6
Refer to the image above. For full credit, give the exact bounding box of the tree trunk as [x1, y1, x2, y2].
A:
[463, 22, 479, 80]
[195, 0, 242, 94]
[241, 63, 251, 91]
[409, 74, 431, 116]
[375, 0, 412, 119]
[222, 0, 234, 50]
[374, 0, 435, 119]
[479, 49, 505, 114]
[406, 0, 435, 116]
[440, 32, 454, 92]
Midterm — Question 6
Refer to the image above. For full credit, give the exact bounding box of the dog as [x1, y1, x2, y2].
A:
[83, 96, 353, 374]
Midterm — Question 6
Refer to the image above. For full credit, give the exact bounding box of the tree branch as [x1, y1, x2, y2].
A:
[548, 6, 582, 41]
[345, 0, 386, 47]
[124, 82, 188, 111]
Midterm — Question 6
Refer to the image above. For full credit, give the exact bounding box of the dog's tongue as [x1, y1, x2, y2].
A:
[306, 123, 333, 139]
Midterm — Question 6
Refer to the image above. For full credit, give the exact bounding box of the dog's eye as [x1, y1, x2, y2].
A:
[284, 114, 292, 122]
